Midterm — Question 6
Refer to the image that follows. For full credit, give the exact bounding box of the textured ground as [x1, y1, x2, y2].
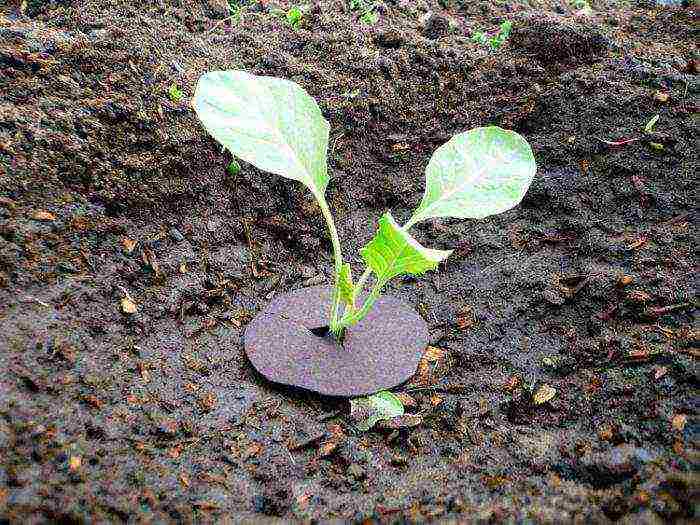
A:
[0, 0, 698, 522]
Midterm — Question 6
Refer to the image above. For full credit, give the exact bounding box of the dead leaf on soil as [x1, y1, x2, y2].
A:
[199, 392, 217, 411]
[414, 346, 446, 385]
[243, 442, 263, 459]
[618, 274, 634, 287]
[317, 424, 344, 457]
[598, 425, 614, 441]
[654, 91, 669, 103]
[533, 384, 556, 405]
[456, 306, 474, 330]
[179, 473, 190, 487]
[626, 237, 648, 250]
[121, 237, 137, 254]
[33, 210, 56, 221]
[121, 296, 137, 314]
[503, 375, 521, 392]
[137, 362, 150, 382]
[83, 394, 104, 409]
[671, 414, 687, 432]
[68, 455, 81, 472]
[142, 247, 161, 276]
[653, 366, 668, 380]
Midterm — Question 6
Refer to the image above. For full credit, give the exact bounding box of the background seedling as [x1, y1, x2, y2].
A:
[286, 6, 303, 28]
[168, 83, 183, 102]
[472, 20, 512, 50]
[349, 0, 379, 25]
[193, 71, 536, 339]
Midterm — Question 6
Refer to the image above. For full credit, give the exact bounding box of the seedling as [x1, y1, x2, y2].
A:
[472, 21, 512, 50]
[286, 6, 303, 29]
[227, 160, 241, 175]
[168, 83, 183, 102]
[193, 71, 536, 395]
[193, 70, 534, 336]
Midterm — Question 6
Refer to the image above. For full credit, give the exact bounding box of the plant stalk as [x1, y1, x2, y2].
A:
[316, 196, 344, 337]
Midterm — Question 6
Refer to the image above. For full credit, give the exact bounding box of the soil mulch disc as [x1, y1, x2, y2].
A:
[244, 286, 428, 397]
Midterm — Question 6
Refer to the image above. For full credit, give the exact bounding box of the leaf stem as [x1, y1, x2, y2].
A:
[339, 279, 385, 328]
[354, 267, 372, 298]
[316, 195, 344, 336]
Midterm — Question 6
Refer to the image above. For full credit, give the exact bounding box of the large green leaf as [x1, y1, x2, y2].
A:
[361, 212, 451, 283]
[409, 126, 536, 225]
[193, 70, 330, 198]
[350, 391, 405, 431]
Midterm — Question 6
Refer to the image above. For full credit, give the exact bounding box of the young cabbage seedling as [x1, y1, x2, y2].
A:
[193, 71, 536, 340]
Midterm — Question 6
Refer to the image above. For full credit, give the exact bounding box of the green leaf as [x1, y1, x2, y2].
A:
[360, 212, 451, 283]
[350, 391, 404, 431]
[338, 263, 355, 307]
[409, 126, 536, 225]
[193, 70, 330, 199]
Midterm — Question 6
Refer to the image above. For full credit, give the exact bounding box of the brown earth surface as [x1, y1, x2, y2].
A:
[0, 0, 698, 522]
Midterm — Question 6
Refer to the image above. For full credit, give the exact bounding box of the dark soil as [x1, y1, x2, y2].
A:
[1, 0, 698, 522]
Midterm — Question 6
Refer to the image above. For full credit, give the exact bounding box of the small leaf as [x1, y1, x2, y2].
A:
[644, 114, 659, 134]
[193, 70, 330, 200]
[409, 126, 536, 224]
[338, 263, 355, 307]
[533, 384, 556, 405]
[360, 212, 451, 283]
[350, 391, 404, 431]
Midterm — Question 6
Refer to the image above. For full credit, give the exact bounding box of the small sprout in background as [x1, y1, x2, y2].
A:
[360, 9, 378, 25]
[471, 31, 488, 46]
[644, 114, 659, 134]
[570, 0, 593, 16]
[286, 6, 303, 29]
[227, 0, 247, 24]
[168, 83, 183, 102]
[227, 159, 241, 176]
[649, 142, 664, 151]
[350, 391, 404, 431]
[349, 0, 379, 26]
[472, 21, 512, 51]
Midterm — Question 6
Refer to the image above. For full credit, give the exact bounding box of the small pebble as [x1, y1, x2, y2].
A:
[169, 228, 184, 242]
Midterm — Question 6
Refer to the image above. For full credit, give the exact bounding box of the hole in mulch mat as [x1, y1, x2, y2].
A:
[244, 286, 428, 397]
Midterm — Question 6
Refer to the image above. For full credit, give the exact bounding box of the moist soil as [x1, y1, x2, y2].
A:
[0, 0, 698, 522]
